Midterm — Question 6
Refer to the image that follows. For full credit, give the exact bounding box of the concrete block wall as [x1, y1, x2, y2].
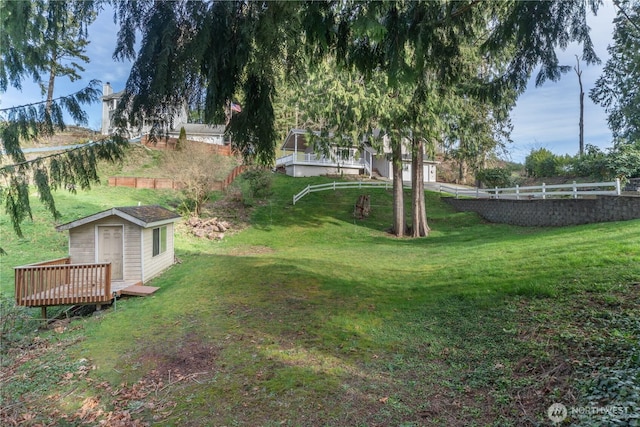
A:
[443, 196, 640, 227]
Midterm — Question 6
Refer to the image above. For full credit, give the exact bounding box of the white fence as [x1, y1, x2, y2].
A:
[293, 179, 622, 204]
[293, 181, 410, 204]
[439, 179, 621, 200]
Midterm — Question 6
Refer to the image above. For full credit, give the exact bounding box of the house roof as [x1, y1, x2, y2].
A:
[281, 128, 385, 151]
[172, 123, 226, 136]
[56, 205, 181, 231]
[281, 129, 318, 151]
[102, 90, 124, 101]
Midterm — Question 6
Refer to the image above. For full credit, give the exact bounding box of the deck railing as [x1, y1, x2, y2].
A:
[276, 152, 366, 168]
[15, 258, 112, 307]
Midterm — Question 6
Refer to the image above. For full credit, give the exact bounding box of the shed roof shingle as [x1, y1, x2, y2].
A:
[114, 205, 181, 223]
[56, 205, 181, 231]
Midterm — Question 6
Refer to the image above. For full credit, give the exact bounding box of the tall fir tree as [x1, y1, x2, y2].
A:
[0, 0, 127, 249]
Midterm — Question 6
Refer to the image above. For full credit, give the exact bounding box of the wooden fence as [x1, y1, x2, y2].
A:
[108, 176, 179, 190]
[109, 165, 248, 191]
[15, 258, 112, 307]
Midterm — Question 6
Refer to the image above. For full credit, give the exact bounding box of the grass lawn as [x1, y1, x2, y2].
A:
[1, 173, 640, 426]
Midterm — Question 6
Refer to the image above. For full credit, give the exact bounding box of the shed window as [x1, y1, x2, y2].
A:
[152, 226, 167, 257]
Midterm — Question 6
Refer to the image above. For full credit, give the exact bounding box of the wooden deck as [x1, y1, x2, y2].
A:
[15, 258, 111, 307]
[14, 258, 157, 308]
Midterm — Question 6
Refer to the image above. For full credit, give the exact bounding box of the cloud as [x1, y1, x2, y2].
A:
[508, 1, 617, 163]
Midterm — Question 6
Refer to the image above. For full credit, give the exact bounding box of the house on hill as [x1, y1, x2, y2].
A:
[14, 205, 181, 315]
[101, 82, 226, 145]
[275, 128, 438, 182]
[275, 129, 373, 177]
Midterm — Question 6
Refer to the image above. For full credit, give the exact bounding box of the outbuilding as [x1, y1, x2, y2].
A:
[14, 205, 181, 313]
[55, 205, 181, 285]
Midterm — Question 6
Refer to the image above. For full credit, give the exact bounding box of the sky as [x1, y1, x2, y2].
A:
[508, 1, 617, 163]
[1, 2, 618, 164]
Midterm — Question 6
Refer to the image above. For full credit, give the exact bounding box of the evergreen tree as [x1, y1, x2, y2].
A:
[110, 0, 601, 237]
[295, 59, 411, 236]
[0, 0, 127, 250]
[0, 0, 97, 93]
[590, 0, 640, 145]
[39, 1, 96, 118]
[111, 0, 600, 165]
[0, 83, 128, 246]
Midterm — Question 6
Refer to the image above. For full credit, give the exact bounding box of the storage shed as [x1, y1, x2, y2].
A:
[14, 206, 181, 318]
[55, 205, 181, 286]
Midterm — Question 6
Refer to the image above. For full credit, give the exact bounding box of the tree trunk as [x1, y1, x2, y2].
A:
[391, 139, 405, 237]
[579, 83, 584, 155]
[411, 137, 430, 237]
[575, 56, 584, 156]
[45, 53, 58, 120]
[458, 157, 468, 184]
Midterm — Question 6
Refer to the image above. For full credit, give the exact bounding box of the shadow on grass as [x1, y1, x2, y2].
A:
[39, 203, 640, 426]
[81, 244, 628, 425]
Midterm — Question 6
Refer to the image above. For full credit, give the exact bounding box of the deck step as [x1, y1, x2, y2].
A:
[120, 285, 160, 296]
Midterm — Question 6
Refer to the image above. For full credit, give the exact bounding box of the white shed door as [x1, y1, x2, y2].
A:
[98, 226, 123, 280]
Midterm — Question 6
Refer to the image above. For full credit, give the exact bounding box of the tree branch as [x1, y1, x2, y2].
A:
[614, 0, 640, 34]
[0, 80, 101, 113]
[0, 136, 123, 171]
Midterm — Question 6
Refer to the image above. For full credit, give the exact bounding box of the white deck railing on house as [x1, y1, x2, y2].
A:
[439, 179, 621, 199]
[276, 152, 364, 167]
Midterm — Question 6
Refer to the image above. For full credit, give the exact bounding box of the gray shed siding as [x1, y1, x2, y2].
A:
[68, 215, 142, 282]
[141, 223, 175, 282]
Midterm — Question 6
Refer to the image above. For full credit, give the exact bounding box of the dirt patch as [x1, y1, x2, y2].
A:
[139, 333, 218, 377]
[205, 196, 251, 226]
[82, 336, 218, 426]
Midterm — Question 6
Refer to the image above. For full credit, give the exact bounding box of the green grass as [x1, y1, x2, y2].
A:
[2, 173, 640, 426]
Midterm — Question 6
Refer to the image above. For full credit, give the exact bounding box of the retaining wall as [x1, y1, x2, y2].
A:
[443, 196, 640, 227]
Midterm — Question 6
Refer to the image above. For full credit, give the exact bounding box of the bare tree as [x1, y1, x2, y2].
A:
[165, 142, 237, 216]
[575, 55, 585, 156]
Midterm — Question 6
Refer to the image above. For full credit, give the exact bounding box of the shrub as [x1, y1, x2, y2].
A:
[525, 148, 557, 177]
[572, 145, 610, 180]
[176, 126, 187, 151]
[165, 142, 237, 216]
[242, 168, 273, 200]
[476, 167, 512, 188]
